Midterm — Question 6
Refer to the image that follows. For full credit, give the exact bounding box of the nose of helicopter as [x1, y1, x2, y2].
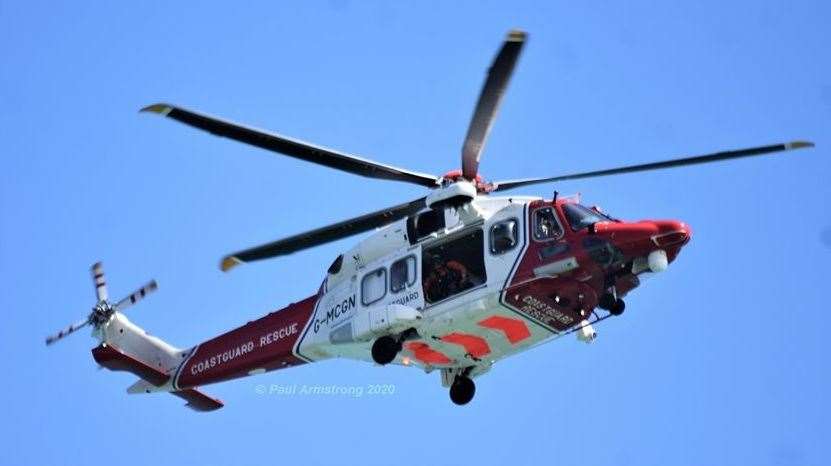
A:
[595, 218, 692, 260]
[646, 220, 691, 271]
[643, 219, 692, 268]
[652, 220, 693, 244]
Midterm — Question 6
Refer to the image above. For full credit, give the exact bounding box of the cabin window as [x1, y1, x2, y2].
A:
[422, 229, 487, 304]
[390, 256, 417, 293]
[361, 268, 387, 305]
[407, 209, 446, 244]
[490, 219, 518, 254]
[533, 207, 564, 240]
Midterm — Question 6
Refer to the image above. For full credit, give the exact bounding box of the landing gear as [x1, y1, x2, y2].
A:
[449, 375, 476, 405]
[371, 335, 402, 365]
[609, 298, 625, 316]
[599, 293, 625, 316]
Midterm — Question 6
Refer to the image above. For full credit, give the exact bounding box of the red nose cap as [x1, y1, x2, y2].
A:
[651, 220, 692, 248]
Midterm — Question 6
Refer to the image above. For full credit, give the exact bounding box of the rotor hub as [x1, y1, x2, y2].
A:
[90, 302, 115, 326]
[440, 170, 493, 193]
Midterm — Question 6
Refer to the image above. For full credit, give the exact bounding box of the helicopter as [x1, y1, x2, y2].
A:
[47, 30, 813, 409]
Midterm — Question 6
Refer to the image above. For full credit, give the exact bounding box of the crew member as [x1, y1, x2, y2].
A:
[424, 254, 471, 302]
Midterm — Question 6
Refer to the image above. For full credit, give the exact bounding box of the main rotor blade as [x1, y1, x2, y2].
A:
[492, 141, 815, 192]
[91, 262, 107, 302]
[220, 197, 427, 271]
[141, 104, 440, 188]
[115, 280, 158, 311]
[45, 317, 90, 345]
[461, 30, 527, 181]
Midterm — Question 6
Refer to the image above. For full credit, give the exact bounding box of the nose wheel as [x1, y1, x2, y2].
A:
[449, 375, 476, 405]
[599, 293, 625, 316]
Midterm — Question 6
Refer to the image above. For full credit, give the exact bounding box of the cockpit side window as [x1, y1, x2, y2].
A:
[562, 203, 608, 232]
[533, 207, 563, 241]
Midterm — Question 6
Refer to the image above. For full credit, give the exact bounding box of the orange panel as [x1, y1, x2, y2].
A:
[477, 315, 531, 344]
[440, 332, 491, 358]
[405, 341, 452, 365]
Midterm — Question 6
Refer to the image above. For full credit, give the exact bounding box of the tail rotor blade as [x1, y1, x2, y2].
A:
[45, 318, 90, 345]
[115, 280, 158, 311]
[91, 262, 108, 302]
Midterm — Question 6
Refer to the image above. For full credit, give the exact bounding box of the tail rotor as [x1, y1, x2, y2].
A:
[45, 262, 158, 345]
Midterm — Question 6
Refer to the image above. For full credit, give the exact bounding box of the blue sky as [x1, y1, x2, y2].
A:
[1, 1, 829, 465]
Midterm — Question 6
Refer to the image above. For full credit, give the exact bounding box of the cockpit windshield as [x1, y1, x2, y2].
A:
[562, 203, 613, 231]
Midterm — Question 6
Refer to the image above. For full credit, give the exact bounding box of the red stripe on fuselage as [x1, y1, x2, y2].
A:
[176, 295, 317, 389]
[92, 343, 170, 386]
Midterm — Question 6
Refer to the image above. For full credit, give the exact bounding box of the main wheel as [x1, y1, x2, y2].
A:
[449, 376, 476, 405]
[609, 298, 625, 316]
[371, 336, 401, 365]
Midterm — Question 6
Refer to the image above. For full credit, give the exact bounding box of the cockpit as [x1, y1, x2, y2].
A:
[560, 203, 616, 232]
[532, 199, 617, 239]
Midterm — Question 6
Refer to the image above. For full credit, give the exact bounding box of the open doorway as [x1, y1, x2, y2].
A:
[422, 229, 486, 304]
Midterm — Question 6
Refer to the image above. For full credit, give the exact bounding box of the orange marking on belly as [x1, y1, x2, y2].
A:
[477, 315, 531, 344]
[405, 341, 452, 365]
[440, 333, 491, 358]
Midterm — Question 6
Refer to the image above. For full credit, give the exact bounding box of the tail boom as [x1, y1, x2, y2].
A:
[172, 295, 317, 390]
[91, 294, 318, 411]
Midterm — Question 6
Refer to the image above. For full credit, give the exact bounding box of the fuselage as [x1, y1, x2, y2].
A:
[164, 194, 691, 390]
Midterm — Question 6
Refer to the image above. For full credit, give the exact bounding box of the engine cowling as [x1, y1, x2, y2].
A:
[425, 181, 476, 209]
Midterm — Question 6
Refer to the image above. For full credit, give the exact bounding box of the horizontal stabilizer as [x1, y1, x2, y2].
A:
[127, 379, 162, 394]
[172, 388, 224, 412]
[93, 343, 224, 411]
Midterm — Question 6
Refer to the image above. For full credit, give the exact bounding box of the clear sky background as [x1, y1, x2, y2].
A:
[1, 1, 829, 465]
